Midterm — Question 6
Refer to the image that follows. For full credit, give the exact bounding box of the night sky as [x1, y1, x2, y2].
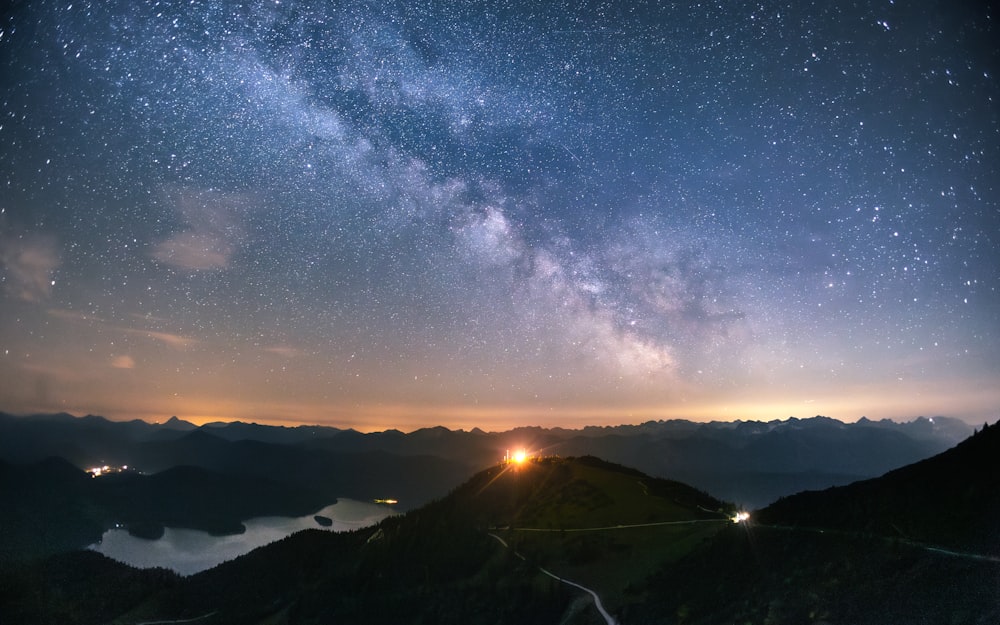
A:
[1, 1, 997, 431]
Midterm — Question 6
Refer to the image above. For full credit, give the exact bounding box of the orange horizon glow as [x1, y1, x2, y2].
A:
[2, 381, 995, 433]
[4, 400, 991, 434]
[79, 397, 996, 433]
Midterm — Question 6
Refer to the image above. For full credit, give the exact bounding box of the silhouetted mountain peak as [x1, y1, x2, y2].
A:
[414, 425, 450, 435]
[25, 412, 79, 423]
[162, 416, 196, 431]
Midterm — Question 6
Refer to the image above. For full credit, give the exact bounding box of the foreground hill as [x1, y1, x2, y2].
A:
[630, 421, 1000, 625]
[757, 420, 1000, 556]
[0, 455, 733, 625]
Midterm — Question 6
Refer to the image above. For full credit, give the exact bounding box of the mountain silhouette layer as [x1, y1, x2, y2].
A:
[2, 424, 997, 624]
[0, 411, 971, 510]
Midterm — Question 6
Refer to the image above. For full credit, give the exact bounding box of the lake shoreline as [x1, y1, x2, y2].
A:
[89, 499, 394, 576]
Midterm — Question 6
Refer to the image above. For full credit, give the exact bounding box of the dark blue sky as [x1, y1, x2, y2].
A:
[1, 0, 997, 430]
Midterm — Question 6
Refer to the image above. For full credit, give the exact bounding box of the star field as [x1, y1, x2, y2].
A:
[1, 0, 997, 430]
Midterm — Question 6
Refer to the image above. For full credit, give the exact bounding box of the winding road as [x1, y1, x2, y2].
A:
[488, 533, 617, 625]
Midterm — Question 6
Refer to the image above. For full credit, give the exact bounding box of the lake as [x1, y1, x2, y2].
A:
[89, 498, 394, 576]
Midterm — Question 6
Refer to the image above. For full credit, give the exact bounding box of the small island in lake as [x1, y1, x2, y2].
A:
[313, 515, 333, 527]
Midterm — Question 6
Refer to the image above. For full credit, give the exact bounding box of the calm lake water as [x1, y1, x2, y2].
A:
[89, 498, 394, 576]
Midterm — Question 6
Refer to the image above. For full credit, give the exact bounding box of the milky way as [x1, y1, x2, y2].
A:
[1, 0, 997, 429]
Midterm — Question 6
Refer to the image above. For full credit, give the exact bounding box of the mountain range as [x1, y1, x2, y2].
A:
[0, 410, 972, 510]
[0, 418, 997, 624]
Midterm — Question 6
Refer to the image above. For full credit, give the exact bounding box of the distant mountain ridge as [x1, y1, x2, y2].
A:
[0, 411, 973, 510]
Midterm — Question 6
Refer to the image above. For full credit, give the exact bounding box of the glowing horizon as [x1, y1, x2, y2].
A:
[1, 398, 991, 435]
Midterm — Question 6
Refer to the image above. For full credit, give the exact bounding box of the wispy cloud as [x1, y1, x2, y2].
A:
[151, 187, 255, 271]
[152, 231, 233, 271]
[0, 231, 59, 302]
[263, 346, 303, 358]
[46, 308, 198, 349]
[111, 355, 136, 369]
[47, 308, 98, 322]
[128, 329, 198, 348]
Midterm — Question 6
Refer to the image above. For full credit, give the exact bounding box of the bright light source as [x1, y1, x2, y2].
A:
[512, 450, 527, 464]
[732, 511, 750, 524]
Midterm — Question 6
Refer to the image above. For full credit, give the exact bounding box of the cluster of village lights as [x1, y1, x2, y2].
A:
[87, 464, 128, 478]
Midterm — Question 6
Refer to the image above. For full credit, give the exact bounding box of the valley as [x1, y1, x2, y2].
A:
[0, 413, 997, 624]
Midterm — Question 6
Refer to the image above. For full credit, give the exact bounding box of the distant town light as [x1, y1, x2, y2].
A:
[87, 464, 128, 478]
[732, 511, 750, 524]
